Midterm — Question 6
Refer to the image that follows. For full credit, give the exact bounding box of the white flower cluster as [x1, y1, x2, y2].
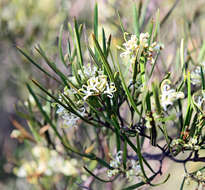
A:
[78, 63, 99, 80]
[14, 146, 78, 184]
[56, 64, 116, 126]
[191, 62, 205, 85]
[55, 87, 86, 127]
[107, 151, 141, 181]
[160, 80, 184, 111]
[120, 32, 163, 64]
[56, 104, 85, 127]
[107, 151, 122, 178]
[125, 160, 141, 181]
[78, 74, 116, 100]
[195, 171, 205, 182]
[10, 129, 21, 139]
[185, 170, 205, 187]
[194, 90, 205, 110]
[184, 137, 200, 150]
[171, 137, 201, 151]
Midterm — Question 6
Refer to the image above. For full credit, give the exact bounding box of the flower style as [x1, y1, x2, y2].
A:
[160, 80, 184, 111]
[120, 32, 163, 64]
[78, 74, 116, 100]
[191, 62, 205, 85]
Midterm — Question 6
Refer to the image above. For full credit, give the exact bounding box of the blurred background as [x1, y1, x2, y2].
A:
[0, 0, 205, 189]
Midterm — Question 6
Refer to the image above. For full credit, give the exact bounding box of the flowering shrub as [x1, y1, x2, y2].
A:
[12, 3, 205, 190]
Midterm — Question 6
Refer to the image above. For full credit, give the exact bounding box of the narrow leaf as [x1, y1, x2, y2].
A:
[58, 25, 67, 67]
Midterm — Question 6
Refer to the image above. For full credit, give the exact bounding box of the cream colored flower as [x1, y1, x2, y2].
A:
[14, 145, 79, 183]
[191, 62, 205, 85]
[120, 32, 163, 65]
[139, 32, 149, 48]
[160, 80, 184, 111]
[78, 63, 99, 80]
[78, 75, 116, 100]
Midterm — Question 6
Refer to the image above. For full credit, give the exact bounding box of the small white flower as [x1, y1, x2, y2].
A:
[191, 62, 205, 85]
[55, 87, 86, 127]
[16, 166, 27, 178]
[139, 32, 149, 48]
[120, 32, 163, 65]
[104, 82, 116, 98]
[10, 129, 21, 139]
[160, 80, 184, 111]
[78, 75, 116, 100]
[190, 137, 198, 145]
[107, 151, 122, 178]
[194, 91, 205, 110]
[78, 63, 99, 80]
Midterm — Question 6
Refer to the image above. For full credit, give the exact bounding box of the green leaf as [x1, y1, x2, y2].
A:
[150, 174, 170, 186]
[102, 28, 106, 55]
[149, 52, 160, 78]
[133, 3, 139, 36]
[189, 113, 198, 137]
[74, 18, 83, 68]
[26, 83, 63, 142]
[132, 57, 138, 83]
[16, 47, 61, 84]
[148, 19, 154, 45]
[200, 66, 205, 90]
[135, 134, 149, 181]
[106, 34, 112, 58]
[35, 45, 69, 87]
[94, 155, 113, 169]
[111, 115, 121, 151]
[180, 177, 185, 190]
[187, 71, 191, 106]
[140, 57, 146, 84]
[84, 167, 113, 183]
[123, 141, 127, 170]
[181, 105, 193, 137]
[58, 25, 67, 67]
[139, 0, 150, 28]
[116, 59, 140, 115]
[152, 83, 161, 114]
[180, 39, 185, 76]
[198, 41, 205, 62]
[88, 46, 101, 68]
[123, 134, 149, 182]
[67, 36, 71, 58]
[92, 34, 114, 82]
[153, 9, 160, 41]
[71, 61, 82, 85]
[122, 181, 146, 190]
[160, 0, 180, 27]
[117, 10, 125, 34]
[94, 3, 98, 41]
[145, 91, 151, 111]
